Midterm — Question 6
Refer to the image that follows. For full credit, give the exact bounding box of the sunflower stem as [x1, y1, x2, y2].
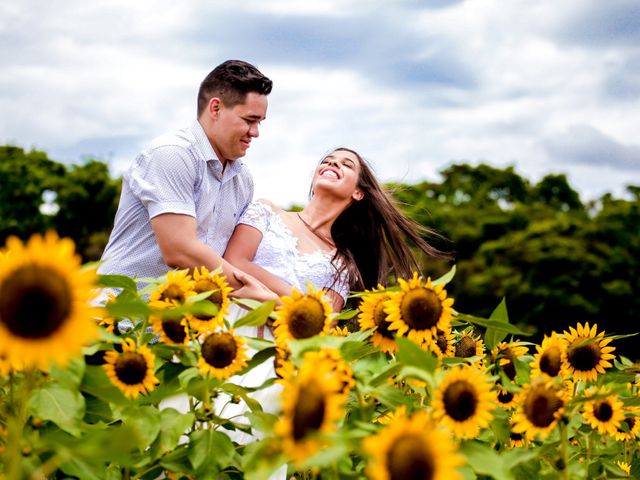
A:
[559, 421, 570, 480]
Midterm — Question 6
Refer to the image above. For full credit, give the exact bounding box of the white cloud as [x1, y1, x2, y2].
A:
[2, 0, 639, 208]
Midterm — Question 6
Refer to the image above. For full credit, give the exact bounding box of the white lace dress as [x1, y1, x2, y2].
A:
[218, 201, 350, 461]
[236, 200, 350, 300]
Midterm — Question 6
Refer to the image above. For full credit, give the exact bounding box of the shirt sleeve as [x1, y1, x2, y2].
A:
[128, 146, 199, 219]
[237, 200, 272, 234]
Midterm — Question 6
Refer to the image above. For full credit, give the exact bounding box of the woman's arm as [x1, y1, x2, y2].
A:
[224, 224, 296, 298]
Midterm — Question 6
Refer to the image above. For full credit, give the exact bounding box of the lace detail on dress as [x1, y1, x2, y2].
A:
[240, 201, 350, 301]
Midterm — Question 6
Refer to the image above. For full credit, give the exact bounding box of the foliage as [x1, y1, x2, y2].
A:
[1, 234, 639, 479]
[392, 164, 640, 358]
[0, 146, 120, 261]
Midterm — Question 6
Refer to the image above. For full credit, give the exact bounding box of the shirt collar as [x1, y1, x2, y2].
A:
[189, 120, 244, 179]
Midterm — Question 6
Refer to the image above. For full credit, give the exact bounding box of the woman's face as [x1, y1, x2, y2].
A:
[312, 150, 363, 201]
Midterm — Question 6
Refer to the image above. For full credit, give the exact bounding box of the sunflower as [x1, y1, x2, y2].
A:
[432, 364, 496, 439]
[274, 363, 345, 465]
[495, 387, 518, 410]
[188, 267, 233, 333]
[616, 461, 631, 477]
[614, 409, 640, 442]
[299, 348, 355, 397]
[563, 322, 615, 383]
[103, 338, 159, 399]
[385, 273, 454, 345]
[97, 292, 118, 333]
[491, 340, 528, 382]
[148, 269, 195, 308]
[0, 232, 100, 369]
[582, 387, 624, 436]
[329, 325, 350, 337]
[273, 285, 333, 350]
[198, 330, 248, 380]
[274, 346, 293, 380]
[511, 379, 568, 441]
[151, 314, 190, 345]
[530, 333, 566, 380]
[454, 331, 485, 364]
[363, 409, 464, 480]
[429, 328, 456, 359]
[358, 286, 397, 353]
[509, 430, 528, 448]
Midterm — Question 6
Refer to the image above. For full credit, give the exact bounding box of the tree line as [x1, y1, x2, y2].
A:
[1, 146, 638, 356]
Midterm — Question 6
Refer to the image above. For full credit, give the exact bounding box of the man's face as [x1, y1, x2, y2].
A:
[209, 92, 268, 162]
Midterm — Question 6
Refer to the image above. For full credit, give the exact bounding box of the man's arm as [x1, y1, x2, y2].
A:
[151, 212, 243, 289]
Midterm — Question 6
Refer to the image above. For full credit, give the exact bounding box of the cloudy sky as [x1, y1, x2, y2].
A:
[2, 0, 639, 206]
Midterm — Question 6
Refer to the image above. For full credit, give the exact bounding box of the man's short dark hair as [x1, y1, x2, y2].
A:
[197, 60, 273, 116]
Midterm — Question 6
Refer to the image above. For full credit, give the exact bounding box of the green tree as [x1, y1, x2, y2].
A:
[0, 146, 65, 242]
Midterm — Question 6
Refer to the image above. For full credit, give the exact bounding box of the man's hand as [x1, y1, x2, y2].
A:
[230, 271, 280, 303]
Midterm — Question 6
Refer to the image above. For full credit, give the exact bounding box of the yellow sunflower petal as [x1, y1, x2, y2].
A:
[0, 232, 100, 369]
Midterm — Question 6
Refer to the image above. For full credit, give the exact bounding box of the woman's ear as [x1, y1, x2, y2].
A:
[352, 190, 364, 201]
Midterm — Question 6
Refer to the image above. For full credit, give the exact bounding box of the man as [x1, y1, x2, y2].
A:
[99, 60, 273, 296]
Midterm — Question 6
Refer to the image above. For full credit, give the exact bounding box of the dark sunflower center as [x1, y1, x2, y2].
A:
[160, 284, 185, 303]
[593, 401, 613, 422]
[567, 340, 601, 371]
[287, 298, 326, 339]
[523, 386, 562, 428]
[455, 336, 477, 358]
[499, 354, 517, 381]
[619, 416, 635, 433]
[443, 380, 478, 421]
[399, 288, 442, 331]
[386, 435, 435, 480]
[292, 383, 326, 441]
[510, 431, 524, 441]
[115, 352, 148, 385]
[540, 346, 562, 377]
[374, 299, 394, 339]
[436, 331, 449, 354]
[0, 265, 72, 339]
[194, 279, 222, 306]
[162, 317, 187, 343]
[202, 333, 237, 368]
[498, 390, 514, 405]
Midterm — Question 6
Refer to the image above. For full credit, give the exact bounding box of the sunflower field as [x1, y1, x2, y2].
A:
[0, 232, 639, 480]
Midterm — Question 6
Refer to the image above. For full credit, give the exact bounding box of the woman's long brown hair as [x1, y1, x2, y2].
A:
[322, 148, 451, 291]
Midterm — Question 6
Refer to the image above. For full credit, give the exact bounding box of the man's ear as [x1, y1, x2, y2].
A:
[209, 97, 222, 117]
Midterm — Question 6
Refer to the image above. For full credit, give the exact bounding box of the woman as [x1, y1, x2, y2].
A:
[216, 148, 448, 452]
[225, 147, 447, 310]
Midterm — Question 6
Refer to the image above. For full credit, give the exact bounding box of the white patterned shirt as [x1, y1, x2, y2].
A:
[98, 120, 254, 281]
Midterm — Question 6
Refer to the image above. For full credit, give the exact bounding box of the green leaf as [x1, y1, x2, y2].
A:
[460, 441, 514, 480]
[188, 429, 235, 472]
[59, 457, 105, 480]
[50, 356, 85, 389]
[28, 384, 85, 437]
[340, 338, 378, 361]
[81, 365, 130, 405]
[432, 264, 456, 286]
[395, 336, 438, 373]
[455, 312, 531, 336]
[153, 408, 195, 455]
[233, 300, 276, 328]
[484, 298, 509, 350]
[369, 362, 403, 387]
[97, 274, 138, 293]
[334, 308, 359, 320]
[106, 296, 151, 319]
[237, 347, 277, 376]
[121, 406, 162, 451]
